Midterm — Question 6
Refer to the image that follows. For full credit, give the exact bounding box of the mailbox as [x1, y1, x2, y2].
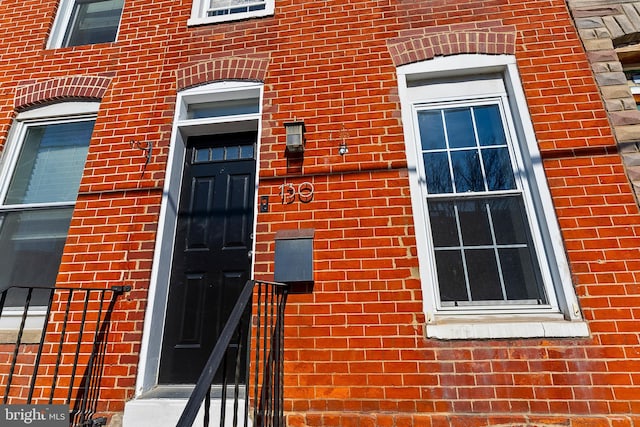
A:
[274, 228, 314, 290]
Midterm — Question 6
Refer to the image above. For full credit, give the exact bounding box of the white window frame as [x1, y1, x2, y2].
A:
[398, 54, 588, 339]
[0, 102, 99, 342]
[47, 0, 123, 49]
[187, 0, 274, 26]
[131, 81, 263, 402]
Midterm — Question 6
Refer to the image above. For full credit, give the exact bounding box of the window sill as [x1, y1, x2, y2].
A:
[426, 317, 590, 340]
[0, 310, 46, 344]
[0, 329, 42, 344]
[45, 41, 116, 51]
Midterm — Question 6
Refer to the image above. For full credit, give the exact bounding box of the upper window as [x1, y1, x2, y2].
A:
[188, 0, 274, 26]
[0, 103, 97, 306]
[48, 0, 124, 48]
[397, 55, 588, 339]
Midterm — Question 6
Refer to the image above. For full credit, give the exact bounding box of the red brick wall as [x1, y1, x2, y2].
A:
[0, 0, 638, 425]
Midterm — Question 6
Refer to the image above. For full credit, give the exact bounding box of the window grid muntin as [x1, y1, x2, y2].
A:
[192, 144, 255, 163]
[417, 100, 547, 307]
[207, 0, 266, 16]
[431, 195, 545, 306]
[422, 104, 517, 196]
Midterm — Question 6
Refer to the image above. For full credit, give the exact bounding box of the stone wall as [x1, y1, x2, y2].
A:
[568, 0, 640, 197]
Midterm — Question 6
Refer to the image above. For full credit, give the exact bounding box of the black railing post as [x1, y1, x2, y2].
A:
[177, 280, 288, 427]
[26, 288, 55, 403]
[176, 279, 255, 427]
[0, 284, 128, 426]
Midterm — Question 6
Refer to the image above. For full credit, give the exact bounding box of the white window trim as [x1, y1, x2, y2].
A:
[0, 102, 99, 200]
[0, 102, 99, 342]
[397, 54, 588, 339]
[132, 81, 263, 400]
[47, 0, 122, 49]
[187, 0, 274, 26]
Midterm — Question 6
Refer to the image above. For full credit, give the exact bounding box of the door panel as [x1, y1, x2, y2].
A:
[224, 173, 252, 248]
[185, 176, 215, 250]
[177, 273, 206, 347]
[159, 131, 256, 384]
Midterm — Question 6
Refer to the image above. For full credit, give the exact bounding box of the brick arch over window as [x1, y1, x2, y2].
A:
[15, 75, 112, 111]
[387, 21, 516, 67]
[176, 55, 270, 91]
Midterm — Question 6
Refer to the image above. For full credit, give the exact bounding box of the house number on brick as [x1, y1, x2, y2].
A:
[279, 182, 314, 204]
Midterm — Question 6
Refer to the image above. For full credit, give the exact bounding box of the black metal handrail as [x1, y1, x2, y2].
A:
[0, 285, 129, 427]
[177, 280, 288, 427]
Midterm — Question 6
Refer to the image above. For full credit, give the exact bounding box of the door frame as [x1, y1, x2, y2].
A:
[135, 81, 264, 395]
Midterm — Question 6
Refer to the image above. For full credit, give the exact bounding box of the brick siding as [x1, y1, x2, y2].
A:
[0, 0, 638, 425]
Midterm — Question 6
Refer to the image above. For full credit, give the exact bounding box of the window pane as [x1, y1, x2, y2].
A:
[444, 108, 475, 148]
[194, 148, 210, 163]
[451, 150, 483, 193]
[418, 111, 446, 150]
[475, 105, 507, 146]
[423, 152, 452, 194]
[5, 121, 93, 205]
[240, 145, 254, 159]
[500, 247, 546, 302]
[186, 98, 260, 119]
[212, 147, 224, 161]
[428, 200, 459, 247]
[429, 195, 546, 304]
[488, 197, 530, 244]
[2, 287, 53, 308]
[208, 0, 266, 16]
[457, 199, 492, 246]
[482, 147, 515, 191]
[226, 146, 240, 160]
[63, 0, 124, 47]
[0, 209, 73, 291]
[435, 250, 468, 302]
[466, 249, 503, 301]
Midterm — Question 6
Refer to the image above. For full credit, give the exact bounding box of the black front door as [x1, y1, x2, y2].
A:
[159, 131, 256, 384]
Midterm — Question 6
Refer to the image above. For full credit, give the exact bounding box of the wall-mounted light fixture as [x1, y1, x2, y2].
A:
[284, 121, 305, 153]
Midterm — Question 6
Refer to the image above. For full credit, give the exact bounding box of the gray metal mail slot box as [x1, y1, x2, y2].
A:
[274, 228, 314, 285]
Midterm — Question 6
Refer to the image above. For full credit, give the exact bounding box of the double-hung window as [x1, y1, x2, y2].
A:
[0, 103, 96, 307]
[48, 0, 124, 48]
[398, 55, 588, 339]
[188, 0, 274, 26]
[420, 100, 546, 306]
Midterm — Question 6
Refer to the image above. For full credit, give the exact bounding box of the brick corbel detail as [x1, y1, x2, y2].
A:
[176, 55, 270, 91]
[15, 75, 112, 110]
[387, 22, 517, 67]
